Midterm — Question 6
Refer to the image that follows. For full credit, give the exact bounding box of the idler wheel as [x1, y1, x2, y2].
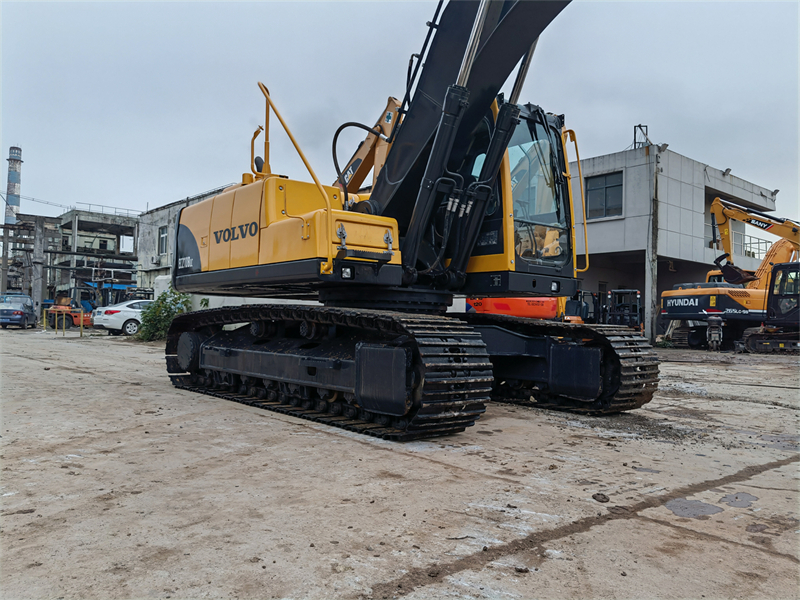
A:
[177, 332, 204, 372]
[300, 320, 327, 340]
[392, 417, 409, 430]
[250, 321, 276, 338]
[299, 320, 316, 339]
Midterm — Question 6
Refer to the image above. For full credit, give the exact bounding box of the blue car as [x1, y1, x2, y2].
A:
[0, 297, 38, 329]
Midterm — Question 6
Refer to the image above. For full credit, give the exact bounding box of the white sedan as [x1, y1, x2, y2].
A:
[92, 300, 153, 336]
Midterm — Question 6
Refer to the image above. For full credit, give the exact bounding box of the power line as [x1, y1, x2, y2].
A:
[0, 191, 73, 210]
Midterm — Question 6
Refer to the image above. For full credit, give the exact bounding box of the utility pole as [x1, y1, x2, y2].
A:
[0, 225, 8, 294]
[70, 213, 78, 300]
[644, 146, 661, 344]
[32, 216, 45, 312]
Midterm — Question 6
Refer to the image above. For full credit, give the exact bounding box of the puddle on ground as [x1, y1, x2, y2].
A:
[633, 467, 661, 473]
[720, 492, 758, 508]
[665, 498, 723, 519]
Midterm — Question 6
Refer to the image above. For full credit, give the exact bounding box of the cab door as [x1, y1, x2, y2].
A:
[768, 266, 799, 327]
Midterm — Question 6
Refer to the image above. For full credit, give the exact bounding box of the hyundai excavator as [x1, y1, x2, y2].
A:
[661, 197, 799, 349]
[165, 0, 659, 441]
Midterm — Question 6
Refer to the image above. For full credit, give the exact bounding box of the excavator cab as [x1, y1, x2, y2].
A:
[740, 262, 800, 353]
[454, 104, 576, 298]
[508, 109, 570, 267]
[767, 264, 799, 327]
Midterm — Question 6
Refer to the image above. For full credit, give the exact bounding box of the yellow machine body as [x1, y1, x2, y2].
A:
[179, 177, 400, 275]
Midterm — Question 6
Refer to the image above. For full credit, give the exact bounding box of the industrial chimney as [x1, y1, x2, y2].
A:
[5, 146, 22, 225]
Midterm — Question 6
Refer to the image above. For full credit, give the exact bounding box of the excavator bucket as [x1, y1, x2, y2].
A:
[714, 254, 759, 285]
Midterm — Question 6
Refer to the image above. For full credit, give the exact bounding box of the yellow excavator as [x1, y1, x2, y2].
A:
[165, 0, 659, 441]
[661, 197, 799, 349]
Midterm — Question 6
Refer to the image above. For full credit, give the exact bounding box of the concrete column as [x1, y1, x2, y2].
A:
[32, 216, 45, 313]
[1, 226, 8, 294]
[70, 214, 78, 298]
[22, 252, 31, 296]
[644, 147, 660, 343]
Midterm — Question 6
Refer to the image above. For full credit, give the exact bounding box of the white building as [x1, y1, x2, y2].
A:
[570, 144, 779, 339]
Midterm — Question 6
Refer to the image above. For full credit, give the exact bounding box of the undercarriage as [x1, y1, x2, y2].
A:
[166, 304, 659, 440]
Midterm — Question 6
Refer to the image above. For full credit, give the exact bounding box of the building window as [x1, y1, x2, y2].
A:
[586, 172, 623, 219]
[158, 226, 168, 255]
[99, 240, 108, 250]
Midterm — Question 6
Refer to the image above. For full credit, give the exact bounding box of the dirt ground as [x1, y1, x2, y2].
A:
[1, 327, 798, 600]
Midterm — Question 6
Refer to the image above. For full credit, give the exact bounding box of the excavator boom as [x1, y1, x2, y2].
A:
[710, 197, 800, 285]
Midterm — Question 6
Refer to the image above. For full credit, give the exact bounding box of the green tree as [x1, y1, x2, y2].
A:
[137, 287, 192, 341]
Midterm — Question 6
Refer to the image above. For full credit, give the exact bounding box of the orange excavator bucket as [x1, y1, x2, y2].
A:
[714, 254, 759, 285]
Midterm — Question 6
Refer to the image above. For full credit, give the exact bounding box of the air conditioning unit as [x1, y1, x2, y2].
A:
[150, 256, 160, 265]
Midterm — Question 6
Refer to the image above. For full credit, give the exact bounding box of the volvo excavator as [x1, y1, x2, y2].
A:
[661, 197, 799, 350]
[165, 0, 659, 440]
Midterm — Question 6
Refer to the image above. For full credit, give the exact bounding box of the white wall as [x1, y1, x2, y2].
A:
[570, 147, 776, 274]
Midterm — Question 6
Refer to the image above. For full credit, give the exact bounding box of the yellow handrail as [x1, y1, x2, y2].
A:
[562, 129, 589, 273]
[257, 82, 334, 274]
[250, 125, 264, 177]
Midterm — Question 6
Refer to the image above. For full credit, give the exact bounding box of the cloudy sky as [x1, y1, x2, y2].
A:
[2, 1, 798, 223]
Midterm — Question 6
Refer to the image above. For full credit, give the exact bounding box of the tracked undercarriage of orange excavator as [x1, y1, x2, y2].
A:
[165, 0, 659, 440]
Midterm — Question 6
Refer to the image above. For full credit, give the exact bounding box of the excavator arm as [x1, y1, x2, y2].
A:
[333, 97, 401, 196]
[710, 197, 800, 285]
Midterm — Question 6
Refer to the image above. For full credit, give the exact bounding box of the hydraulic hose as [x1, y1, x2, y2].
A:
[332, 122, 386, 210]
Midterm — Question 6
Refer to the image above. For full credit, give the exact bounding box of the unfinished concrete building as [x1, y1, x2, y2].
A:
[0, 214, 61, 310]
[51, 207, 140, 304]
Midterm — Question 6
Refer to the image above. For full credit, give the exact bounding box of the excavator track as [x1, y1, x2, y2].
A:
[461, 314, 660, 414]
[741, 328, 800, 354]
[165, 305, 492, 441]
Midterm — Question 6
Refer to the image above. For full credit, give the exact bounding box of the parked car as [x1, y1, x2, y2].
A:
[0, 293, 34, 307]
[0, 298, 38, 329]
[91, 300, 153, 336]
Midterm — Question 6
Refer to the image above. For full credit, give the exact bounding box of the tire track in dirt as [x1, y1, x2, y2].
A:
[366, 454, 799, 599]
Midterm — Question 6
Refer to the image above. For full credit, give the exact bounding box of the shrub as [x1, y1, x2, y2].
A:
[137, 287, 192, 341]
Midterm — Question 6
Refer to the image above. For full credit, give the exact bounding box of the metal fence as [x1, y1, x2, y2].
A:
[75, 202, 141, 218]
